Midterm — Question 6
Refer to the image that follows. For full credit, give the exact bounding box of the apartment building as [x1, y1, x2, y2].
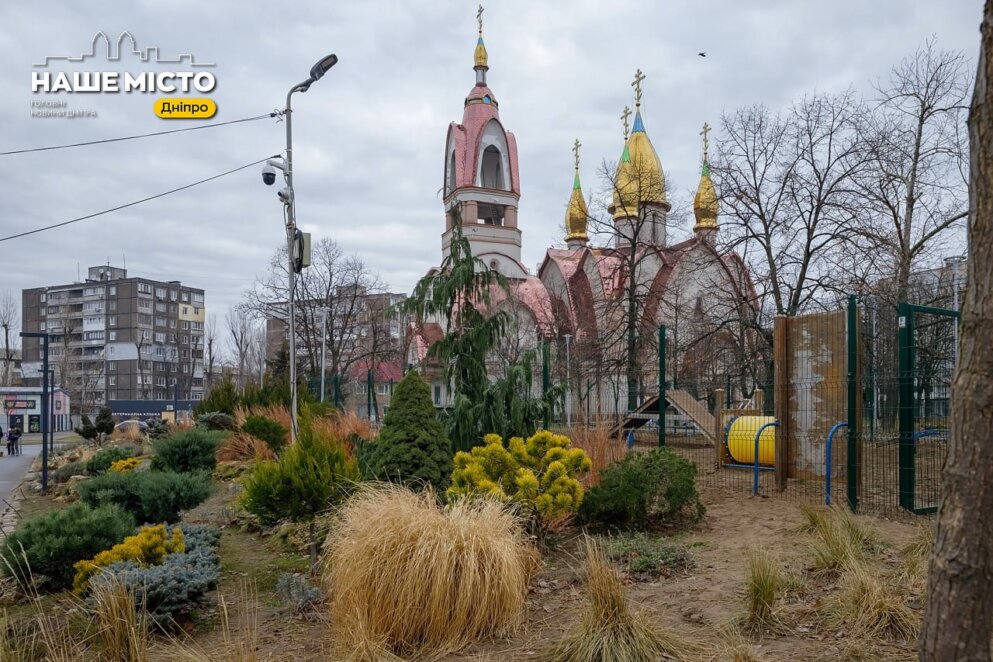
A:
[21, 265, 206, 417]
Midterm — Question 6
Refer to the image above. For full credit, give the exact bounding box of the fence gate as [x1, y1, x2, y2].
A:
[898, 303, 958, 514]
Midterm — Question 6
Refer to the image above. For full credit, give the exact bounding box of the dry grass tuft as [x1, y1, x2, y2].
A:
[541, 537, 695, 662]
[799, 505, 883, 573]
[217, 432, 278, 462]
[91, 575, 148, 662]
[711, 624, 766, 661]
[899, 523, 934, 593]
[325, 485, 538, 658]
[744, 550, 782, 628]
[825, 561, 919, 641]
[568, 423, 628, 486]
[234, 404, 293, 431]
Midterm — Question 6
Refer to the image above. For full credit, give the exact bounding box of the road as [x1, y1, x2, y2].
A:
[0, 432, 77, 501]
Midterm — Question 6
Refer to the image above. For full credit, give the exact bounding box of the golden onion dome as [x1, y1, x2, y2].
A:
[626, 110, 666, 204]
[565, 170, 589, 244]
[612, 141, 639, 219]
[693, 159, 719, 230]
[474, 36, 488, 68]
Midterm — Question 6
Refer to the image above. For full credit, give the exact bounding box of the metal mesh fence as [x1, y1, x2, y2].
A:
[545, 270, 962, 518]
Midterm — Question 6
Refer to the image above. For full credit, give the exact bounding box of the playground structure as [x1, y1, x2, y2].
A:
[595, 294, 959, 517]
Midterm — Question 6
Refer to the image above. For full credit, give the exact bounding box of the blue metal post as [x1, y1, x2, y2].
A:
[753, 421, 779, 495]
[826, 422, 848, 506]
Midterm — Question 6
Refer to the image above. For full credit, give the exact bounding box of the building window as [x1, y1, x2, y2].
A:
[181, 292, 190, 302]
[192, 293, 204, 304]
[155, 302, 167, 313]
[39, 321, 46, 331]
[109, 331, 116, 341]
[40, 292, 46, 303]
[154, 332, 166, 343]
[155, 288, 166, 299]
[138, 283, 152, 294]
[433, 385, 441, 406]
[377, 383, 390, 396]
[181, 306, 189, 316]
[182, 364, 190, 374]
[155, 317, 166, 327]
[109, 316, 117, 326]
[108, 376, 116, 386]
[181, 321, 190, 330]
[47, 306, 60, 314]
[169, 319, 176, 329]
[109, 301, 117, 312]
[170, 290, 178, 301]
[109, 286, 116, 296]
[141, 329, 151, 340]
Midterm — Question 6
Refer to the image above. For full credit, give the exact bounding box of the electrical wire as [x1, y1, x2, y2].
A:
[0, 155, 280, 243]
[1, 112, 281, 156]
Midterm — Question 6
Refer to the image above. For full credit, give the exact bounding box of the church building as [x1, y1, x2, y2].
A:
[410, 7, 759, 415]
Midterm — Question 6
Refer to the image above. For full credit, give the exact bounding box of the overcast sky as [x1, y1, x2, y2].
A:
[0, 0, 982, 321]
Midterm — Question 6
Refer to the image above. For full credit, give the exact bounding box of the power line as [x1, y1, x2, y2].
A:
[0, 155, 279, 243]
[1, 112, 281, 156]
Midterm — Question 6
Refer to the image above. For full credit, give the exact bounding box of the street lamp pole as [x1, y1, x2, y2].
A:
[278, 53, 338, 444]
[21, 332, 49, 493]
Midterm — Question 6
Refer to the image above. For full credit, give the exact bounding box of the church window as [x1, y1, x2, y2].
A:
[481, 145, 504, 189]
[447, 152, 457, 192]
[483, 95, 491, 104]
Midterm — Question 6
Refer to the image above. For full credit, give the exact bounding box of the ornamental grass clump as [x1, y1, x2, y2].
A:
[447, 430, 592, 533]
[325, 485, 537, 658]
[73, 523, 185, 594]
[541, 537, 693, 662]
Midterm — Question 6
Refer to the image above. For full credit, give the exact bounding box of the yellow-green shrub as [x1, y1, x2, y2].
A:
[448, 431, 592, 527]
[109, 457, 142, 473]
[73, 524, 184, 594]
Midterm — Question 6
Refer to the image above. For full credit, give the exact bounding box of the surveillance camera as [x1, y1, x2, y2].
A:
[262, 165, 276, 186]
[277, 187, 293, 204]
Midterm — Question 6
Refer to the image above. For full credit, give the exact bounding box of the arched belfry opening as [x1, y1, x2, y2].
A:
[481, 145, 504, 189]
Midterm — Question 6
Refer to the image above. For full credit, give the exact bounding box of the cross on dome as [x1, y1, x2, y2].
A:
[572, 138, 581, 170]
[621, 105, 631, 140]
[632, 69, 645, 106]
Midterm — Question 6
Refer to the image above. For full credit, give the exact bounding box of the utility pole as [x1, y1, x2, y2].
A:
[320, 307, 329, 403]
[564, 334, 572, 428]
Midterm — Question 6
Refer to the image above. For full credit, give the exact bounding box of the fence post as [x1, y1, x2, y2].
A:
[897, 302, 914, 511]
[714, 388, 725, 469]
[773, 315, 790, 491]
[846, 295, 860, 512]
[542, 340, 550, 429]
[657, 326, 666, 447]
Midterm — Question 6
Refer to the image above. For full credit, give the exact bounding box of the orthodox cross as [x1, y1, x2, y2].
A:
[621, 105, 631, 140]
[700, 122, 711, 160]
[631, 69, 645, 106]
[477, 4, 484, 34]
[572, 139, 581, 169]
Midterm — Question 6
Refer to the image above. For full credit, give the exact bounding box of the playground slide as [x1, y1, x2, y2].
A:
[665, 389, 716, 441]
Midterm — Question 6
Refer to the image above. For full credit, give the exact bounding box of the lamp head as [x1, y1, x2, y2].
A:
[310, 54, 338, 81]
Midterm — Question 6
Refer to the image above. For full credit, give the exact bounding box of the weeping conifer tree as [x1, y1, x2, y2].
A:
[401, 210, 557, 450]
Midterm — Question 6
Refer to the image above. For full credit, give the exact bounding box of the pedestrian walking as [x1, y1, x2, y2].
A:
[7, 426, 21, 457]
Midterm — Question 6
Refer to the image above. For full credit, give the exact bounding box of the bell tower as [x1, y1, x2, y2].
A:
[441, 5, 525, 278]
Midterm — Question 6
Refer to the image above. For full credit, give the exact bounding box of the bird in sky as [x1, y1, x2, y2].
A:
[698, 52, 707, 57]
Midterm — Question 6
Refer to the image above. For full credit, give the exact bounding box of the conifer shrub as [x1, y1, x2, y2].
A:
[242, 429, 358, 566]
[90, 523, 221, 625]
[151, 429, 223, 473]
[53, 460, 88, 483]
[73, 524, 185, 594]
[145, 418, 170, 439]
[95, 407, 116, 441]
[579, 447, 704, 530]
[86, 446, 137, 476]
[77, 471, 213, 524]
[447, 430, 592, 531]
[109, 457, 142, 473]
[196, 411, 237, 431]
[241, 415, 288, 455]
[326, 485, 537, 658]
[75, 414, 99, 443]
[360, 370, 452, 489]
[0, 502, 135, 590]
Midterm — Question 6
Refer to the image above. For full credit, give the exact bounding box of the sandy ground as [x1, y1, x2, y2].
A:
[172, 484, 924, 662]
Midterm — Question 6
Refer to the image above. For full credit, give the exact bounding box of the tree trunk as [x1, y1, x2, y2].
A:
[309, 520, 318, 574]
[920, 5, 993, 659]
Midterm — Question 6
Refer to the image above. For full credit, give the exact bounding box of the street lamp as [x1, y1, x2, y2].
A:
[21, 332, 50, 493]
[263, 53, 338, 444]
[319, 307, 329, 403]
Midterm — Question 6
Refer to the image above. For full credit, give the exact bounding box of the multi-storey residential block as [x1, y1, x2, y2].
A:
[21, 265, 206, 417]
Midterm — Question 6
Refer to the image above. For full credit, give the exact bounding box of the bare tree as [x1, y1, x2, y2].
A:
[857, 39, 970, 303]
[920, 6, 993, 658]
[243, 238, 389, 387]
[713, 91, 869, 317]
[226, 306, 253, 391]
[0, 290, 18, 386]
[204, 313, 219, 390]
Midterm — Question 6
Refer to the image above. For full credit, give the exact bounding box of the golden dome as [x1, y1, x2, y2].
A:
[474, 37, 488, 68]
[565, 170, 589, 243]
[612, 110, 666, 219]
[693, 160, 718, 230]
